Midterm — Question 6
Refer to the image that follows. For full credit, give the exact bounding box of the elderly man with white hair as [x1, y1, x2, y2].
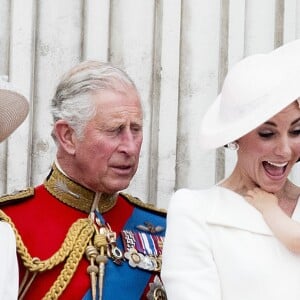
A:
[0, 61, 166, 300]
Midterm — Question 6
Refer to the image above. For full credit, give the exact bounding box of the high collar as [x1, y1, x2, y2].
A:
[206, 186, 300, 236]
[44, 163, 117, 214]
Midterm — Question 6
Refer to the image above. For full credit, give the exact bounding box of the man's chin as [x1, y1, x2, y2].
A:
[103, 181, 131, 194]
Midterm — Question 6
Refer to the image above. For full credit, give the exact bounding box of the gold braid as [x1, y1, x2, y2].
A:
[0, 209, 95, 299]
[42, 220, 95, 299]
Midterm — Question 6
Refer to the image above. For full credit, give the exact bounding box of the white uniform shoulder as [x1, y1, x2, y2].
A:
[0, 221, 18, 300]
[0, 221, 14, 237]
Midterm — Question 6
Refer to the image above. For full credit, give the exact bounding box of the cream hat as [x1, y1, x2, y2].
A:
[199, 39, 300, 150]
[0, 76, 29, 142]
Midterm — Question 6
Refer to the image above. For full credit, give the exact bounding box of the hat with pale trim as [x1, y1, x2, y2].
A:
[199, 39, 300, 150]
[0, 76, 29, 142]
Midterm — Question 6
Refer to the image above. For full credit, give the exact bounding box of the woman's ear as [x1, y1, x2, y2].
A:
[53, 120, 77, 155]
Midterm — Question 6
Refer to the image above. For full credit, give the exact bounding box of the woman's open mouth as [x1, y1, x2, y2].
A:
[262, 160, 288, 177]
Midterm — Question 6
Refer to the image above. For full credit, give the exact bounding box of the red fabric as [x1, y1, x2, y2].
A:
[2, 185, 134, 300]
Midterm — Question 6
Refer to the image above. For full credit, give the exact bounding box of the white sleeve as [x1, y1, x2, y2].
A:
[0, 222, 19, 300]
[161, 189, 221, 300]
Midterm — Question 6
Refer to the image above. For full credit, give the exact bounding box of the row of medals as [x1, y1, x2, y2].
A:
[103, 228, 163, 272]
[91, 221, 167, 299]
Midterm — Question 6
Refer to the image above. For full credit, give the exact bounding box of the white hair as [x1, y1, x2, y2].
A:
[51, 60, 139, 140]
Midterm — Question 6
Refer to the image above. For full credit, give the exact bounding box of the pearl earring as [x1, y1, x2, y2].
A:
[227, 142, 239, 151]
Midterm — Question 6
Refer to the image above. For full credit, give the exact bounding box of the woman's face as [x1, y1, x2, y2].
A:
[236, 101, 300, 193]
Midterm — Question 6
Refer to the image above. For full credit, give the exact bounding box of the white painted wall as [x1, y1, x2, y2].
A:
[0, 0, 300, 209]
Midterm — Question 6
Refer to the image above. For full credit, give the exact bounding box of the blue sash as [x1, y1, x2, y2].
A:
[82, 207, 166, 300]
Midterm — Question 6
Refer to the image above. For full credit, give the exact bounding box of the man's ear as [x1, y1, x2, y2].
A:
[54, 120, 77, 155]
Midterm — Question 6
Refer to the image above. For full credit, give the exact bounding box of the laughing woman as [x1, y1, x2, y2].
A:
[161, 39, 300, 300]
[0, 78, 29, 299]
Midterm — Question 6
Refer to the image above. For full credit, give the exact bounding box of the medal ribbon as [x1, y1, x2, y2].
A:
[83, 206, 166, 300]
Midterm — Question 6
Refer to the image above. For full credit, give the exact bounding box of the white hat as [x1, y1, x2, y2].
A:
[0, 77, 29, 142]
[199, 39, 300, 150]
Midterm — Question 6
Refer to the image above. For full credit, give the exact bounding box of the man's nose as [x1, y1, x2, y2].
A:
[119, 129, 140, 155]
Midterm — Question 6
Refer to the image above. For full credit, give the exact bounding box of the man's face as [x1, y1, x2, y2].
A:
[71, 87, 143, 194]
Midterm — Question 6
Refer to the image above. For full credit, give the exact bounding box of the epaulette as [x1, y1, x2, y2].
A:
[120, 192, 167, 215]
[0, 187, 34, 206]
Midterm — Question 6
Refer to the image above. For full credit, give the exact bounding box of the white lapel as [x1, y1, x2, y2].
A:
[206, 186, 273, 235]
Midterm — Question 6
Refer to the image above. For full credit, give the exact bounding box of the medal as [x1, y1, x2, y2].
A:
[121, 229, 164, 272]
[146, 275, 167, 300]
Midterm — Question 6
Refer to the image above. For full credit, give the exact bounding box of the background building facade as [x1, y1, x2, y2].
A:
[1, 0, 300, 208]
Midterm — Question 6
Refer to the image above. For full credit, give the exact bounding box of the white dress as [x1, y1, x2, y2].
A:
[0, 221, 18, 300]
[161, 186, 300, 300]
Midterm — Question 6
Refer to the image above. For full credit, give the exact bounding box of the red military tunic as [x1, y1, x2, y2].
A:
[0, 164, 166, 299]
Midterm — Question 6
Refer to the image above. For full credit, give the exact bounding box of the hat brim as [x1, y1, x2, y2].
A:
[0, 89, 29, 142]
[199, 67, 300, 150]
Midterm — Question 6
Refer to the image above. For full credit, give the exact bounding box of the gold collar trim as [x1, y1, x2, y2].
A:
[44, 164, 117, 214]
